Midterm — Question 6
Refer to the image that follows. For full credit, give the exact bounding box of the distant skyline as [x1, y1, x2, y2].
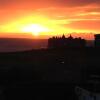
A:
[0, 0, 100, 39]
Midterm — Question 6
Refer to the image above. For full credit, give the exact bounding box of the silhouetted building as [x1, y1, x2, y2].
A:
[48, 35, 86, 48]
[95, 34, 100, 47]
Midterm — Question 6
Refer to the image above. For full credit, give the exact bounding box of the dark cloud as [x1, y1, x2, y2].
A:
[0, 0, 100, 8]
[56, 0, 100, 7]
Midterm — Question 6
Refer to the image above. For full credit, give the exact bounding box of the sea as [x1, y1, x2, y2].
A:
[0, 38, 48, 52]
[0, 38, 94, 52]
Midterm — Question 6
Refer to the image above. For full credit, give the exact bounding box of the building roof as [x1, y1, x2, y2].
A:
[95, 34, 100, 37]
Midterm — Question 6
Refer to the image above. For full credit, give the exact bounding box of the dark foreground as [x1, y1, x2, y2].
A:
[0, 47, 100, 100]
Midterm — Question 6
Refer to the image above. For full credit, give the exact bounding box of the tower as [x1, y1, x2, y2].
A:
[95, 34, 100, 47]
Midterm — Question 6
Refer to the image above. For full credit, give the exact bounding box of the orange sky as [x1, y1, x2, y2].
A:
[0, 0, 100, 40]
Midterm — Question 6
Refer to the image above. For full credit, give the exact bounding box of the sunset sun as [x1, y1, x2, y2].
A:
[21, 24, 50, 36]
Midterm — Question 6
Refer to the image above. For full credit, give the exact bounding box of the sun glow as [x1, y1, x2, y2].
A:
[21, 24, 50, 36]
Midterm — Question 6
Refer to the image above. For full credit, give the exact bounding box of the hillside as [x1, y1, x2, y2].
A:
[0, 47, 100, 100]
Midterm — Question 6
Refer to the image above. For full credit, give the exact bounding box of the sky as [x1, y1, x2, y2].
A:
[0, 0, 100, 39]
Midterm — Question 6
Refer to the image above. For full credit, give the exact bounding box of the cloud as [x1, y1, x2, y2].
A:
[64, 20, 100, 32]
[55, 0, 100, 7]
[0, 0, 100, 8]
